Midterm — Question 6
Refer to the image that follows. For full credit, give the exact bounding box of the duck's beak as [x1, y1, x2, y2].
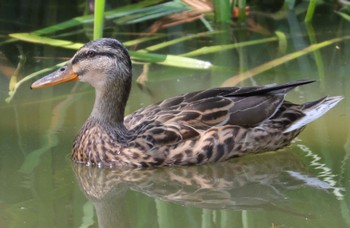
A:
[31, 62, 78, 89]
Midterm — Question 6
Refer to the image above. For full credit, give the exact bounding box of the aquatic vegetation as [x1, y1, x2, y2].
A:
[0, 1, 349, 228]
[3, 0, 350, 102]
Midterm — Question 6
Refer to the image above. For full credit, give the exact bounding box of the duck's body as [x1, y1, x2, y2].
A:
[32, 38, 342, 168]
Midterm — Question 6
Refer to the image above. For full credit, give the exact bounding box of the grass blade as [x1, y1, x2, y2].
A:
[9, 33, 212, 70]
[222, 35, 350, 86]
[123, 34, 166, 47]
[9, 33, 84, 49]
[130, 51, 212, 69]
[305, 0, 318, 22]
[335, 11, 350, 22]
[180, 37, 277, 57]
[143, 31, 223, 52]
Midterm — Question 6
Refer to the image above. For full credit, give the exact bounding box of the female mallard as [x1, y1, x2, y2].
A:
[31, 38, 342, 168]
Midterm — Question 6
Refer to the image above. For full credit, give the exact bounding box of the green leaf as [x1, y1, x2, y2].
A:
[114, 1, 191, 24]
[130, 51, 212, 69]
[143, 31, 223, 52]
[21, 0, 163, 36]
[9, 33, 84, 49]
[9, 33, 211, 70]
[223, 35, 350, 86]
[123, 34, 166, 47]
[181, 37, 278, 57]
[335, 11, 350, 22]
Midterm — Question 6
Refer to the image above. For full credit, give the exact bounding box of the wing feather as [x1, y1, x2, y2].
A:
[124, 81, 312, 148]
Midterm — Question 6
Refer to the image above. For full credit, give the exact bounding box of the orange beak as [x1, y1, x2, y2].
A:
[31, 63, 78, 89]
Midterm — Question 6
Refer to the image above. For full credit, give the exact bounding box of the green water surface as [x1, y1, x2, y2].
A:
[0, 1, 350, 228]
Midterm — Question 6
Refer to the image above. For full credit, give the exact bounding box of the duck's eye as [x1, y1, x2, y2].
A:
[87, 50, 96, 58]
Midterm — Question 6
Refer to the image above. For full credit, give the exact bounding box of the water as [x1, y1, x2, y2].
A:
[1, 2, 350, 228]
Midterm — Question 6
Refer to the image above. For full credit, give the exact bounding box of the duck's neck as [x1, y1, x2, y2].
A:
[90, 75, 131, 128]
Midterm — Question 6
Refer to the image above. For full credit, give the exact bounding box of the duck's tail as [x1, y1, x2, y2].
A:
[283, 96, 343, 133]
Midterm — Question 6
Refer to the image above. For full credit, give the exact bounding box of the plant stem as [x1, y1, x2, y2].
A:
[305, 0, 317, 22]
[213, 0, 231, 23]
[237, 0, 246, 22]
[94, 0, 106, 39]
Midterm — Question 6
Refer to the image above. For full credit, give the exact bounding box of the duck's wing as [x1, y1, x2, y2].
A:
[125, 80, 315, 131]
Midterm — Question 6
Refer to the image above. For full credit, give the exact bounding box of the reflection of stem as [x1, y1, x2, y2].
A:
[13, 105, 26, 156]
[79, 201, 95, 228]
[6, 62, 66, 103]
[339, 88, 350, 226]
[156, 199, 170, 228]
[9, 46, 26, 91]
[136, 63, 150, 86]
[339, 91, 350, 185]
[201, 209, 212, 228]
[241, 210, 249, 228]
[305, 23, 325, 87]
[20, 82, 81, 174]
[339, 139, 350, 185]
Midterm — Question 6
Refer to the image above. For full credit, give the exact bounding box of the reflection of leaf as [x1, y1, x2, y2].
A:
[20, 84, 81, 174]
[223, 35, 350, 86]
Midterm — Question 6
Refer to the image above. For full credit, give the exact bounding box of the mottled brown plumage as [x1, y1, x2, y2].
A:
[31, 38, 343, 168]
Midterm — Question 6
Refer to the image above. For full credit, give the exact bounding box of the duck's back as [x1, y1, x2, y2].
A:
[125, 85, 286, 130]
[120, 80, 341, 167]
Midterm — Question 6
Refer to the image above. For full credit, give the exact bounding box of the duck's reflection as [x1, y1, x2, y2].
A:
[72, 150, 335, 227]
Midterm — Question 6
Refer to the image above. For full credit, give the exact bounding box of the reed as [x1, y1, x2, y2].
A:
[93, 0, 106, 39]
[305, 0, 317, 22]
[213, 0, 231, 23]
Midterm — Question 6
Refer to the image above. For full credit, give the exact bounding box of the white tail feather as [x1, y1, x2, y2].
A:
[283, 96, 343, 133]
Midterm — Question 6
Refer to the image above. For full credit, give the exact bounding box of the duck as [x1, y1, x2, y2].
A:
[31, 38, 343, 169]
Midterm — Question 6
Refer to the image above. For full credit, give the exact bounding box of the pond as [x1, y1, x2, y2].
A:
[0, 1, 350, 227]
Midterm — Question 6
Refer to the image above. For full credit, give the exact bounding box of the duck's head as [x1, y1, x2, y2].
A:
[31, 38, 132, 91]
